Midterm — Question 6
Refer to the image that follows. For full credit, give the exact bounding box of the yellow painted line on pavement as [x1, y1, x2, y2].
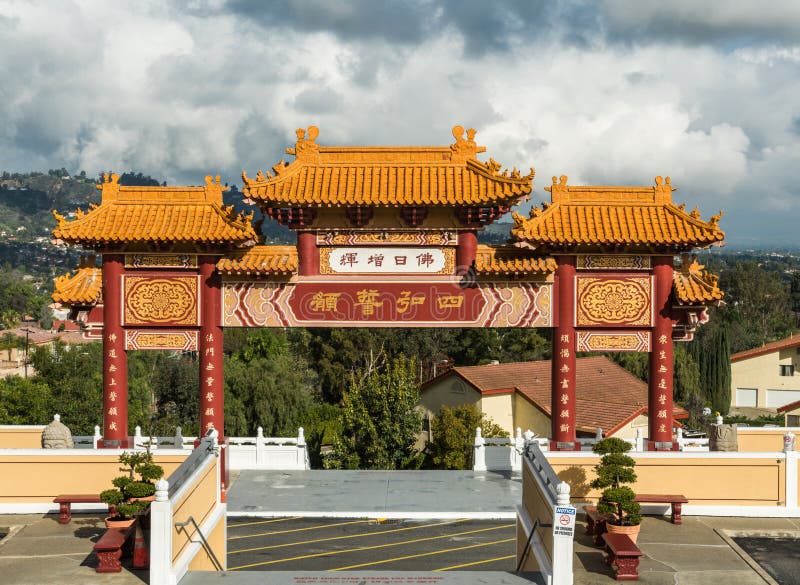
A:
[230, 518, 467, 554]
[229, 518, 467, 555]
[433, 553, 516, 571]
[228, 518, 373, 541]
[227, 516, 303, 529]
[330, 538, 515, 571]
[229, 523, 512, 570]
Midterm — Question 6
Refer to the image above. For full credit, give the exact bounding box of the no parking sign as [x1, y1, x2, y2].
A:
[553, 505, 576, 538]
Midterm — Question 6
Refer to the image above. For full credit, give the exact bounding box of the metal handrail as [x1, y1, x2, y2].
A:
[515, 515, 554, 573]
[175, 515, 224, 572]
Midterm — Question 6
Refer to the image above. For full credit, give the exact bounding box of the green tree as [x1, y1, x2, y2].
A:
[707, 326, 731, 414]
[673, 344, 700, 403]
[688, 323, 732, 414]
[607, 352, 649, 382]
[28, 341, 103, 433]
[590, 437, 641, 526]
[224, 355, 314, 435]
[448, 328, 550, 366]
[718, 261, 793, 352]
[424, 404, 508, 470]
[0, 375, 52, 424]
[300, 403, 343, 468]
[326, 356, 423, 470]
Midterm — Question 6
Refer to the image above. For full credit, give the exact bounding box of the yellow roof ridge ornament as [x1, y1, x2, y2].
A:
[654, 175, 675, 202]
[450, 125, 486, 162]
[288, 125, 320, 157]
[203, 174, 228, 204]
[96, 172, 121, 201]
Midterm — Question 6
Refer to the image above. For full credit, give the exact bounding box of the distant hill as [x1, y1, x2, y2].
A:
[0, 170, 295, 281]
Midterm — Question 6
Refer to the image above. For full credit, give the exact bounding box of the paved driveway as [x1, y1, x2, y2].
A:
[227, 470, 522, 519]
[227, 517, 516, 572]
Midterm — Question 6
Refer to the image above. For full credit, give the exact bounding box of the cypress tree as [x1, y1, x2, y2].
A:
[713, 326, 732, 414]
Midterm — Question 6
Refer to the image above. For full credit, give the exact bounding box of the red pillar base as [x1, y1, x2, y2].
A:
[96, 438, 130, 449]
[647, 441, 679, 451]
[549, 440, 582, 451]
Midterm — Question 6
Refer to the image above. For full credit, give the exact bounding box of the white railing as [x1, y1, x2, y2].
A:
[473, 427, 546, 472]
[73, 425, 310, 470]
[226, 427, 308, 470]
[518, 441, 574, 585]
[676, 427, 710, 451]
[473, 425, 717, 471]
[150, 436, 225, 585]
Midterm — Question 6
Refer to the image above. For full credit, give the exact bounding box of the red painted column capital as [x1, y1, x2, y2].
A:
[199, 257, 224, 437]
[100, 254, 128, 447]
[552, 255, 578, 449]
[649, 256, 676, 449]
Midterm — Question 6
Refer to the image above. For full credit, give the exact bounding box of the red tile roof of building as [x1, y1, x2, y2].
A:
[731, 333, 800, 363]
[424, 355, 686, 435]
[777, 399, 800, 413]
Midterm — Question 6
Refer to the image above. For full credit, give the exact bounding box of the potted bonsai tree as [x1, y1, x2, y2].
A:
[99, 487, 146, 528]
[590, 437, 642, 542]
[120, 451, 164, 502]
[99, 451, 164, 527]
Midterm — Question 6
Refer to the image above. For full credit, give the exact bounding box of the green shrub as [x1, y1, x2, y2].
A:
[100, 488, 124, 507]
[115, 501, 147, 519]
[136, 463, 164, 483]
[111, 476, 132, 490]
[124, 481, 156, 499]
[590, 437, 641, 526]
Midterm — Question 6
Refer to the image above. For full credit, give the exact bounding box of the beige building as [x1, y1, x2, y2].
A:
[730, 334, 800, 410]
[419, 356, 687, 440]
[778, 400, 800, 426]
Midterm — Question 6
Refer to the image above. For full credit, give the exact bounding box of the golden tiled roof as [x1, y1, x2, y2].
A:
[511, 175, 725, 250]
[216, 245, 298, 275]
[52, 174, 257, 246]
[673, 253, 724, 304]
[473, 245, 557, 275]
[241, 126, 534, 207]
[52, 256, 102, 305]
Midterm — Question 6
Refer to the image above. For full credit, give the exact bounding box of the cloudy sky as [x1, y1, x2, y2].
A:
[1, 1, 799, 246]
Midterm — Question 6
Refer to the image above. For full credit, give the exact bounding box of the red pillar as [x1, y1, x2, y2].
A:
[457, 230, 478, 272]
[100, 254, 128, 447]
[199, 257, 224, 436]
[649, 256, 675, 449]
[297, 231, 318, 276]
[551, 255, 577, 449]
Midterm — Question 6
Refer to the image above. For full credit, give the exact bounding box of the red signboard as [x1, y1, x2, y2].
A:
[223, 280, 552, 328]
[287, 281, 485, 323]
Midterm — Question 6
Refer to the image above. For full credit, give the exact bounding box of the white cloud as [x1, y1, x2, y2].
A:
[0, 1, 797, 244]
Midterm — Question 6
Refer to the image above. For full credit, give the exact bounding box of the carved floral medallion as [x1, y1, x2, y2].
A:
[576, 276, 651, 326]
[123, 276, 199, 326]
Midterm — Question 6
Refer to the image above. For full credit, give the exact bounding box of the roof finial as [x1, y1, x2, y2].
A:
[450, 124, 480, 161]
[293, 125, 320, 157]
[96, 171, 121, 200]
[654, 175, 675, 200]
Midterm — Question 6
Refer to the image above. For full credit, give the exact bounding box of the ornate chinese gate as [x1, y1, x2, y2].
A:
[52, 126, 724, 450]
